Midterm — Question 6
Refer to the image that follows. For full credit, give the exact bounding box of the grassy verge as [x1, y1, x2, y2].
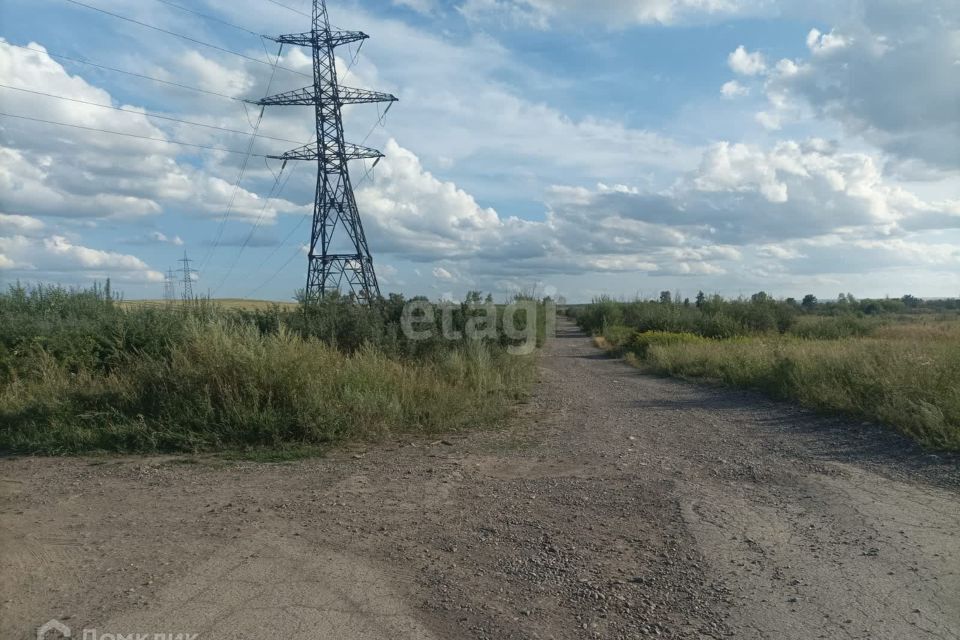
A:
[0, 285, 540, 455]
[592, 324, 960, 451]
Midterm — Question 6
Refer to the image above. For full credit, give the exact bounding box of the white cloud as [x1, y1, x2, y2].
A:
[0, 213, 45, 236]
[432, 266, 455, 281]
[356, 139, 956, 285]
[0, 41, 306, 223]
[755, 110, 782, 131]
[805, 28, 850, 55]
[459, 0, 753, 28]
[768, 1, 960, 168]
[728, 45, 767, 76]
[0, 234, 162, 282]
[720, 80, 749, 98]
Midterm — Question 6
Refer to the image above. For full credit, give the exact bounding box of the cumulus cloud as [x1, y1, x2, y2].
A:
[432, 266, 456, 281]
[0, 41, 307, 224]
[0, 234, 162, 283]
[0, 213, 45, 236]
[355, 137, 960, 287]
[766, 1, 960, 168]
[720, 80, 749, 98]
[728, 45, 767, 76]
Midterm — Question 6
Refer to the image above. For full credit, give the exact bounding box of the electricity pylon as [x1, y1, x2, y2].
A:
[179, 251, 194, 302]
[257, 0, 397, 303]
[163, 268, 176, 301]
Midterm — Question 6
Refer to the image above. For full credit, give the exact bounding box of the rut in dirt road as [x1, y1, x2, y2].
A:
[2, 322, 958, 640]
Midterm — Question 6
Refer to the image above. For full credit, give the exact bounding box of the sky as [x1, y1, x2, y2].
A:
[0, 0, 958, 302]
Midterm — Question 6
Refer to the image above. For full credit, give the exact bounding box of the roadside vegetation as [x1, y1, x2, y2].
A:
[570, 292, 960, 451]
[0, 283, 547, 455]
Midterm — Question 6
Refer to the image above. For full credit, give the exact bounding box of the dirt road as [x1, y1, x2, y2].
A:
[3, 323, 958, 639]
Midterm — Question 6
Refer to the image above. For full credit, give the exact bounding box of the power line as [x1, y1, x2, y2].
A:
[211, 160, 301, 295]
[246, 233, 307, 298]
[263, 0, 310, 18]
[62, 0, 310, 78]
[8, 43, 243, 102]
[199, 42, 286, 273]
[0, 111, 279, 156]
[0, 83, 303, 144]
[150, 0, 264, 37]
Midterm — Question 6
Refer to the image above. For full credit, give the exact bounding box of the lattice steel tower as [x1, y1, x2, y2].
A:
[259, 0, 396, 303]
[179, 251, 195, 302]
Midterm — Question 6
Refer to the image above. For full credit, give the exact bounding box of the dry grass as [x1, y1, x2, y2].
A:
[644, 336, 960, 451]
[121, 299, 299, 312]
[1, 320, 537, 454]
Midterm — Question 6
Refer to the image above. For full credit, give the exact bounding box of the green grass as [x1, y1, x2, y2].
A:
[0, 284, 541, 455]
[577, 294, 960, 450]
[598, 326, 960, 451]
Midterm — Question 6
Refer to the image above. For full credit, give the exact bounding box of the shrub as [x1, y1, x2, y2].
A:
[629, 331, 708, 358]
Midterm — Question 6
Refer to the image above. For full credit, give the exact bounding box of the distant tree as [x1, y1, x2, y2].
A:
[846, 292, 857, 305]
[659, 291, 672, 304]
[751, 291, 769, 304]
[801, 294, 818, 310]
[695, 291, 706, 308]
[465, 291, 483, 304]
[683, 298, 691, 307]
[902, 294, 921, 309]
[785, 297, 798, 307]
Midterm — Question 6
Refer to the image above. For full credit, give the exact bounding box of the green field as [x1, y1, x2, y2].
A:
[572, 295, 960, 451]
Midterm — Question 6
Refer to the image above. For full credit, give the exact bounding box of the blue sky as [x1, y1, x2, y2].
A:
[0, 0, 958, 301]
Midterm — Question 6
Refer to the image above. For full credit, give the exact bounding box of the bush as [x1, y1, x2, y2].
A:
[629, 331, 708, 358]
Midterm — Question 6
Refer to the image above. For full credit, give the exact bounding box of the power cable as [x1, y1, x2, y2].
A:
[0, 111, 275, 156]
[150, 0, 264, 37]
[212, 160, 301, 295]
[199, 42, 285, 271]
[7, 43, 245, 102]
[62, 0, 310, 78]
[263, 0, 310, 18]
[0, 83, 302, 144]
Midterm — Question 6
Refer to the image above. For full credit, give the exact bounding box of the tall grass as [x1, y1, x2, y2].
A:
[574, 296, 960, 450]
[0, 284, 540, 454]
[644, 337, 960, 450]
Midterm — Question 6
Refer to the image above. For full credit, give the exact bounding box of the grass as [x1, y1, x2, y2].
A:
[121, 298, 300, 312]
[642, 335, 960, 451]
[0, 284, 541, 455]
[576, 296, 960, 451]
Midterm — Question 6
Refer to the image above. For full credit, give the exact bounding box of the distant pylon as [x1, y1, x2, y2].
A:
[163, 268, 176, 301]
[178, 251, 194, 302]
[256, 0, 396, 304]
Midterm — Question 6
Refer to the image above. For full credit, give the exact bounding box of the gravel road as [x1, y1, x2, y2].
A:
[2, 322, 958, 639]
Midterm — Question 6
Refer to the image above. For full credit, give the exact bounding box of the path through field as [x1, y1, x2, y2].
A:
[2, 322, 958, 639]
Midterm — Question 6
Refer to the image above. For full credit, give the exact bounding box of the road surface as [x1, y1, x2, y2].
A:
[3, 322, 958, 639]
